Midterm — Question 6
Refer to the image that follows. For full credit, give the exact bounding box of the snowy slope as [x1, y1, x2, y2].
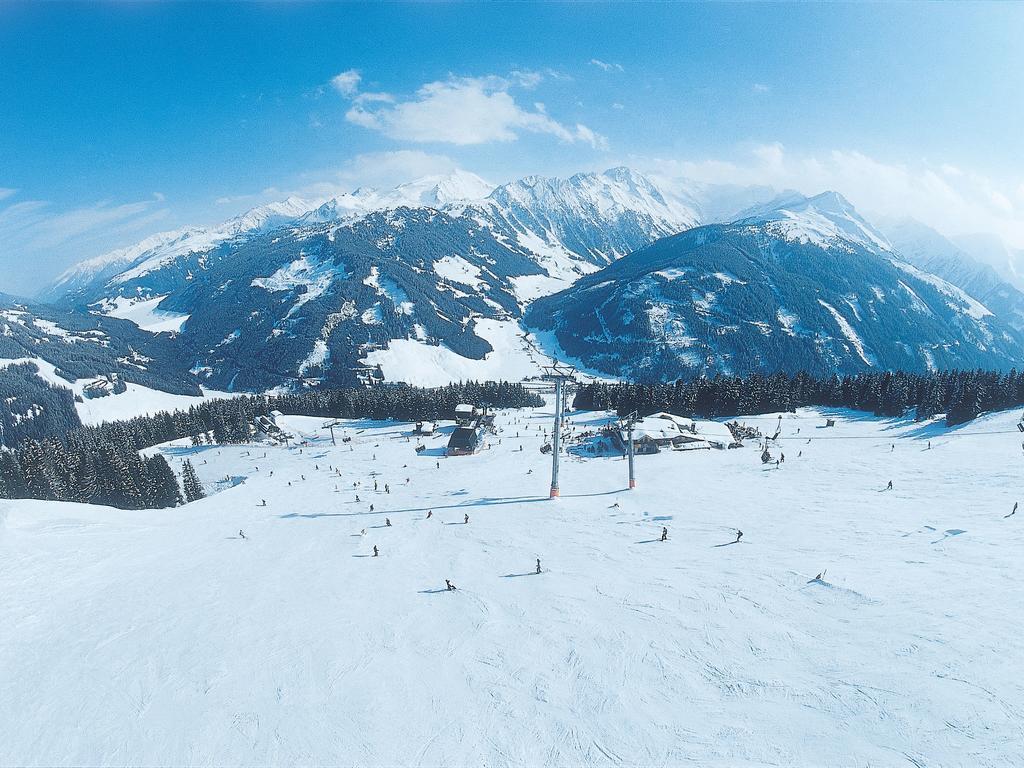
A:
[526, 219, 1024, 379]
[42, 168, 704, 391]
[1, 402, 1023, 766]
[735, 191, 892, 252]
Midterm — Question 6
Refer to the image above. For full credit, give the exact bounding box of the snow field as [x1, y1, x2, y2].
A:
[1, 403, 1023, 766]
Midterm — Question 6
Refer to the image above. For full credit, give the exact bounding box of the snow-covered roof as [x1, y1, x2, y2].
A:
[648, 411, 696, 430]
[692, 420, 735, 446]
[631, 416, 684, 442]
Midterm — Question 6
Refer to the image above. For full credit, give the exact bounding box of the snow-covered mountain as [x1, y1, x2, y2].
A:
[43, 168, 704, 390]
[951, 232, 1024, 293]
[734, 191, 893, 253]
[526, 194, 1024, 380]
[41, 171, 1024, 390]
[881, 217, 1024, 332]
[475, 167, 699, 270]
[0, 294, 201, 395]
[40, 197, 319, 303]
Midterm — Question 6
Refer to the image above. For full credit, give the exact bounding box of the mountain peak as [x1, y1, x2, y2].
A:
[735, 190, 891, 252]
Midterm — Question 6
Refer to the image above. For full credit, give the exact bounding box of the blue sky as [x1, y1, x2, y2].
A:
[2, 2, 1024, 296]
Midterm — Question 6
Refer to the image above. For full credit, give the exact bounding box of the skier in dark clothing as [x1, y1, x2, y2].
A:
[887, 480, 893, 490]
[536, 558, 542, 574]
[370, 504, 374, 513]
[464, 513, 470, 524]
[373, 545, 379, 557]
[385, 518, 391, 527]
[260, 499, 266, 507]
[445, 579, 456, 591]
[426, 510, 432, 519]
[239, 529, 246, 540]
[1008, 502, 1019, 518]
[735, 529, 743, 543]
[661, 526, 668, 542]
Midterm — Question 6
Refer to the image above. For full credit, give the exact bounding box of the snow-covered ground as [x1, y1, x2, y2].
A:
[2, 403, 1023, 766]
[0, 356, 235, 425]
[360, 319, 558, 386]
[98, 294, 191, 333]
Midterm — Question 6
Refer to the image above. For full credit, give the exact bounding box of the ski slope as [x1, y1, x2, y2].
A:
[1, 403, 1023, 766]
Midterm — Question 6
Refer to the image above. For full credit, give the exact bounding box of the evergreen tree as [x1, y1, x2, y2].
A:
[181, 459, 205, 503]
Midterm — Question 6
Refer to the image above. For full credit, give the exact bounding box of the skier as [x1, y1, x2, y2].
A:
[464, 513, 470, 524]
[370, 504, 375, 513]
[887, 480, 893, 490]
[445, 579, 457, 591]
[798, 451, 802, 458]
[374, 480, 378, 492]
[735, 529, 743, 544]
[355, 495, 361, 502]
[928, 441, 932, 450]
[260, 499, 266, 507]
[780, 453, 785, 463]
[239, 529, 247, 539]
[385, 484, 390, 494]
[373, 545, 379, 557]
[890, 444, 895, 453]
[426, 510, 433, 519]
[385, 518, 392, 527]
[661, 526, 668, 542]
[436, 462, 440, 469]
[1009, 502, 1019, 518]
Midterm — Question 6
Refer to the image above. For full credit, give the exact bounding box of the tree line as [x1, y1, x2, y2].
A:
[572, 369, 1024, 426]
[0, 380, 542, 510]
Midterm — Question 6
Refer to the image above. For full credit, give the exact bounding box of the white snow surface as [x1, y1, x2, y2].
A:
[1, 403, 1023, 765]
[359, 319, 552, 386]
[433, 255, 485, 288]
[98, 294, 191, 333]
[818, 299, 876, 365]
[0, 356, 233, 425]
[737, 191, 892, 253]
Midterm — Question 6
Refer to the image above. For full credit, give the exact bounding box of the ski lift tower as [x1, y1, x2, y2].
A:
[322, 419, 343, 446]
[621, 411, 640, 489]
[541, 364, 576, 498]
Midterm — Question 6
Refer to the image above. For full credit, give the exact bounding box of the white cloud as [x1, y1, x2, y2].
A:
[752, 83, 771, 94]
[330, 69, 361, 97]
[589, 59, 624, 73]
[641, 143, 1024, 248]
[0, 188, 16, 201]
[336, 72, 607, 150]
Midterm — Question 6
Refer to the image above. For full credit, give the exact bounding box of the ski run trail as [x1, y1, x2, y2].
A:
[2, 400, 1023, 767]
